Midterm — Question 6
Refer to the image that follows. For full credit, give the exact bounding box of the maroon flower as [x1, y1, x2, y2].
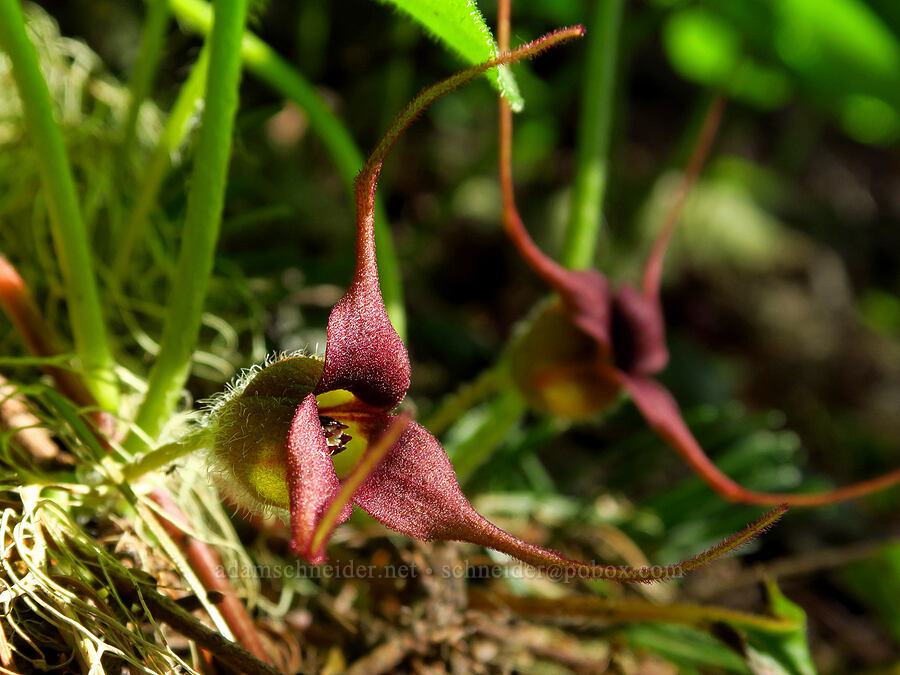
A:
[209, 31, 787, 582]
[498, 91, 900, 508]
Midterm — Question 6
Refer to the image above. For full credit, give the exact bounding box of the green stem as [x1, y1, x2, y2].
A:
[114, 45, 210, 279]
[127, 0, 249, 450]
[122, 428, 212, 482]
[0, 0, 118, 410]
[423, 364, 506, 436]
[122, 0, 171, 152]
[560, 0, 624, 269]
[444, 388, 527, 482]
[167, 0, 407, 337]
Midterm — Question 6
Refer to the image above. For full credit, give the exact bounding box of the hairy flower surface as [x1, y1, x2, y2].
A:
[209, 32, 787, 581]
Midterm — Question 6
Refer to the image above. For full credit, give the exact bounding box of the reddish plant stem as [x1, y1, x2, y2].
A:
[498, 0, 511, 56]
[150, 488, 272, 665]
[496, 15, 590, 307]
[499, 99, 578, 296]
[642, 95, 727, 300]
[95, 559, 280, 675]
[0, 255, 99, 410]
[355, 26, 584, 289]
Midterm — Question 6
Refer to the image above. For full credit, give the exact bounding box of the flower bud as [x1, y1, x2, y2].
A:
[206, 355, 325, 512]
[508, 300, 621, 419]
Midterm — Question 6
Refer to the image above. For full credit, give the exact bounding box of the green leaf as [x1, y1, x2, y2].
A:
[664, 8, 742, 84]
[373, 0, 524, 111]
[443, 388, 527, 481]
[662, 8, 792, 110]
[860, 290, 900, 338]
[615, 583, 813, 674]
[664, 0, 900, 141]
[841, 541, 900, 644]
[742, 581, 816, 675]
[840, 94, 900, 145]
[625, 624, 751, 673]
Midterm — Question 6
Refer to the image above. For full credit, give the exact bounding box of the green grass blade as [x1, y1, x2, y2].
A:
[128, 0, 250, 449]
[122, 0, 171, 152]
[561, 0, 624, 270]
[115, 45, 210, 279]
[742, 581, 816, 675]
[0, 0, 118, 410]
[374, 0, 523, 111]
[444, 388, 527, 482]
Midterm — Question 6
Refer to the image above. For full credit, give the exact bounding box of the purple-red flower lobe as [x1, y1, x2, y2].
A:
[610, 284, 668, 376]
[315, 273, 410, 411]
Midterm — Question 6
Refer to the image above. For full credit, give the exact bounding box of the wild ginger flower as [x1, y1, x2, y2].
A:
[208, 31, 786, 581]
[498, 87, 900, 507]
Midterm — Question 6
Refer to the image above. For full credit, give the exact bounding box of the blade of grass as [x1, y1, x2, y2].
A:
[168, 0, 406, 338]
[127, 0, 250, 451]
[149, 488, 272, 665]
[122, 0, 171, 152]
[560, 0, 624, 269]
[43, 380, 268, 664]
[0, 0, 118, 410]
[0, 373, 59, 464]
[114, 44, 210, 279]
[469, 590, 801, 634]
[423, 362, 506, 436]
[94, 562, 280, 675]
[122, 428, 213, 482]
[444, 388, 527, 482]
[373, 0, 522, 111]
